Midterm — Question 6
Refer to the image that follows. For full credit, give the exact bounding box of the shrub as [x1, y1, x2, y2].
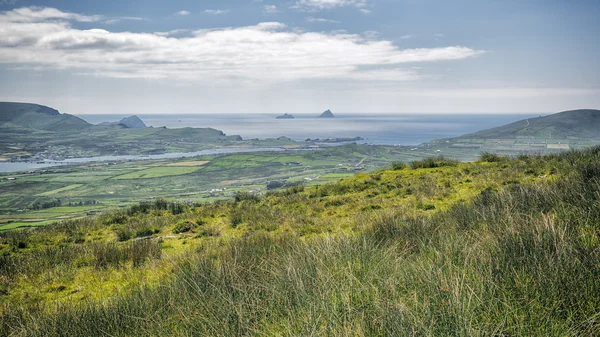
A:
[230, 210, 244, 227]
[91, 242, 125, 269]
[391, 162, 407, 170]
[235, 192, 260, 203]
[196, 226, 222, 238]
[114, 226, 132, 242]
[169, 202, 186, 215]
[410, 157, 459, 169]
[361, 204, 383, 211]
[134, 227, 155, 238]
[172, 220, 196, 234]
[416, 202, 436, 211]
[153, 198, 169, 210]
[126, 240, 162, 267]
[479, 152, 508, 163]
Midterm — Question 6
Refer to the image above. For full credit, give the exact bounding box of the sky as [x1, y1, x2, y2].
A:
[0, 0, 598, 114]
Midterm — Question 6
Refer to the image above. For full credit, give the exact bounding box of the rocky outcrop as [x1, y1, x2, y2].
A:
[319, 109, 335, 118]
[276, 113, 295, 119]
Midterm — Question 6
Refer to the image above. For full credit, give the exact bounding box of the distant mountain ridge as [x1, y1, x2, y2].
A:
[460, 109, 600, 140]
[0, 102, 243, 158]
[0, 102, 91, 132]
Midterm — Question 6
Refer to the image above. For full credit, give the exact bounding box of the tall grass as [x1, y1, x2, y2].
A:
[2, 147, 600, 336]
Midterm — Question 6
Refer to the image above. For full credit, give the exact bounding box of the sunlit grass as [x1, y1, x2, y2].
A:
[1, 147, 599, 335]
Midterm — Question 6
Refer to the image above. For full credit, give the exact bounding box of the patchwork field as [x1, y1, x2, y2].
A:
[1, 144, 442, 230]
[166, 160, 210, 167]
[112, 166, 201, 179]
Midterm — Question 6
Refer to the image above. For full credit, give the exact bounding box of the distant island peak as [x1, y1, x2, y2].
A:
[319, 109, 335, 118]
[276, 113, 295, 119]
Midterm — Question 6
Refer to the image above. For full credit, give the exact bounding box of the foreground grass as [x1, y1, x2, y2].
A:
[1, 148, 600, 335]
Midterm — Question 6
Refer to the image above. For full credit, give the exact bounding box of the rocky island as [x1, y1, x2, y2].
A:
[276, 113, 295, 119]
[319, 109, 335, 118]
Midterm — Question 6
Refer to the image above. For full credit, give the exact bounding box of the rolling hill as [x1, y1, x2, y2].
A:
[461, 109, 600, 140]
[424, 109, 600, 154]
[0, 102, 91, 132]
[0, 102, 245, 158]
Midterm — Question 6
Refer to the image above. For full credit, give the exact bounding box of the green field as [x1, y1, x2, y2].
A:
[112, 167, 201, 179]
[1, 144, 444, 227]
[36, 184, 83, 196]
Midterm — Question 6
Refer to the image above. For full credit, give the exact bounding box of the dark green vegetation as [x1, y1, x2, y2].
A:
[1, 147, 599, 336]
[428, 109, 600, 153]
[0, 144, 440, 230]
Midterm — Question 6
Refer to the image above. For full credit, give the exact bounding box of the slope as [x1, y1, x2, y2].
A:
[462, 109, 600, 139]
[0, 102, 91, 132]
[1, 148, 600, 336]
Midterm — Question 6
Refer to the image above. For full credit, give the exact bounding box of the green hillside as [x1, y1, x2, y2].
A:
[1, 148, 599, 336]
[0, 102, 256, 159]
[463, 109, 600, 139]
[0, 102, 92, 132]
[424, 109, 600, 154]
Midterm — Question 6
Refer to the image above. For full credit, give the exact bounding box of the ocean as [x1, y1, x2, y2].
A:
[78, 113, 540, 146]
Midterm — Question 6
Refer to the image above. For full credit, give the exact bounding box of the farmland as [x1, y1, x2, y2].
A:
[0, 144, 446, 230]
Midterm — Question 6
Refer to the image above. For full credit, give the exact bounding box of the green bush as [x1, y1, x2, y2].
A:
[114, 226, 132, 242]
[234, 192, 260, 203]
[195, 226, 222, 238]
[172, 220, 196, 234]
[479, 152, 508, 162]
[410, 156, 459, 169]
[126, 239, 162, 267]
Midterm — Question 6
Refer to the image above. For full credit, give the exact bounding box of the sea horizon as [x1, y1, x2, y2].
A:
[78, 113, 541, 146]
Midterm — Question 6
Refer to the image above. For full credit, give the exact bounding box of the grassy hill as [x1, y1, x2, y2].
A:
[423, 109, 600, 154]
[0, 102, 92, 132]
[0, 102, 253, 159]
[463, 109, 600, 139]
[1, 148, 599, 336]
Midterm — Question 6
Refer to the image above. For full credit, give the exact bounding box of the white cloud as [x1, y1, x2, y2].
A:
[307, 17, 339, 23]
[104, 16, 145, 25]
[205, 9, 229, 15]
[3, 6, 100, 22]
[359, 8, 371, 14]
[154, 29, 192, 37]
[263, 5, 279, 13]
[399, 35, 413, 39]
[295, 0, 367, 10]
[0, 7, 484, 84]
[175, 10, 190, 16]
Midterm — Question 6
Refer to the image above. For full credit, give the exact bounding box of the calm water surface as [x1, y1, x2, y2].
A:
[80, 113, 540, 146]
[1, 113, 540, 173]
